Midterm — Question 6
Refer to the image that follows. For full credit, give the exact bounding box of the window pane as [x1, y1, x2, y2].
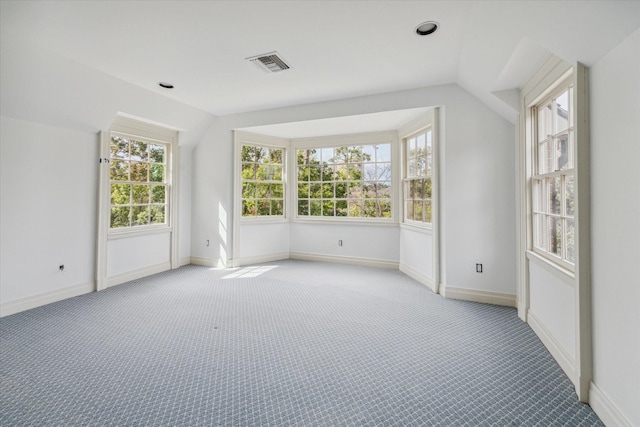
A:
[242, 164, 256, 180]
[348, 182, 362, 198]
[566, 175, 575, 217]
[111, 206, 130, 228]
[336, 200, 348, 217]
[150, 205, 165, 224]
[408, 137, 416, 158]
[256, 183, 269, 198]
[271, 200, 284, 216]
[377, 163, 391, 180]
[257, 200, 270, 216]
[132, 206, 150, 226]
[242, 200, 256, 216]
[132, 184, 150, 204]
[406, 200, 414, 221]
[414, 201, 423, 222]
[322, 183, 334, 198]
[242, 182, 256, 199]
[149, 144, 165, 163]
[320, 147, 333, 163]
[298, 183, 309, 198]
[309, 166, 321, 181]
[362, 145, 376, 162]
[151, 186, 166, 203]
[321, 165, 335, 181]
[538, 104, 552, 143]
[310, 183, 321, 198]
[130, 140, 148, 161]
[111, 184, 130, 205]
[424, 178, 432, 199]
[417, 133, 426, 154]
[566, 218, 575, 264]
[271, 184, 284, 198]
[111, 136, 129, 159]
[424, 200, 432, 223]
[408, 159, 416, 177]
[322, 200, 335, 216]
[310, 201, 322, 216]
[533, 213, 545, 249]
[150, 164, 164, 182]
[556, 90, 570, 133]
[130, 162, 149, 182]
[242, 145, 256, 162]
[348, 200, 362, 217]
[298, 200, 309, 216]
[538, 141, 553, 174]
[557, 133, 571, 171]
[335, 182, 347, 198]
[547, 177, 562, 215]
[377, 144, 391, 162]
[110, 160, 129, 181]
[269, 149, 283, 164]
[548, 216, 562, 257]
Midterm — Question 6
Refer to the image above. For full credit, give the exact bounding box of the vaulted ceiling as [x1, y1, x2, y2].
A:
[1, 1, 639, 125]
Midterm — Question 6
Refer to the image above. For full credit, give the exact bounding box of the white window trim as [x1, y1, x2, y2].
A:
[398, 109, 438, 231]
[96, 115, 180, 291]
[518, 57, 591, 401]
[291, 130, 399, 223]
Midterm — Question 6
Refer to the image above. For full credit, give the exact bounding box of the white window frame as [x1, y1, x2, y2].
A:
[519, 58, 591, 401]
[530, 76, 576, 272]
[96, 115, 179, 291]
[108, 132, 172, 233]
[234, 131, 289, 225]
[399, 109, 438, 232]
[292, 131, 398, 223]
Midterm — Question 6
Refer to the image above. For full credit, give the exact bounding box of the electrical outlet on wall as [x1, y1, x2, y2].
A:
[475, 263, 483, 273]
[338, 240, 343, 247]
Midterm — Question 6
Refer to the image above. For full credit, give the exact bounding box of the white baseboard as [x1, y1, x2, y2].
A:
[0, 281, 95, 317]
[589, 382, 632, 427]
[527, 309, 577, 388]
[189, 256, 221, 268]
[105, 262, 171, 288]
[178, 257, 191, 267]
[233, 252, 290, 267]
[399, 263, 436, 292]
[289, 252, 398, 269]
[439, 284, 517, 307]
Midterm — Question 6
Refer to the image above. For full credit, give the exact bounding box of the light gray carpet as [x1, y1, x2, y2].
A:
[1, 260, 602, 426]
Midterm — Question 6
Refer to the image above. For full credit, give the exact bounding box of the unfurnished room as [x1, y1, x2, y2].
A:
[0, 1, 638, 425]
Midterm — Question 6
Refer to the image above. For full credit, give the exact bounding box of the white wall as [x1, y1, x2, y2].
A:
[178, 146, 193, 266]
[107, 233, 171, 278]
[191, 84, 516, 297]
[399, 227, 434, 285]
[0, 35, 215, 313]
[290, 223, 399, 267]
[589, 28, 640, 426]
[0, 117, 98, 312]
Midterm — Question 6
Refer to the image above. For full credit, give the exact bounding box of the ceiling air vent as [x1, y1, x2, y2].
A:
[246, 51, 291, 73]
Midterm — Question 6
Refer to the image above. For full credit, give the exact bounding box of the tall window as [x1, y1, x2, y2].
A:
[110, 134, 168, 229]
[532, 82, 575, 269]
[296, 143, 392, 218]
[241, 145, 285, 217]
[404, 128, 433, 225]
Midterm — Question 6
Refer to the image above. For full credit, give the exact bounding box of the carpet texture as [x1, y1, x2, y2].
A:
[1, 260, 602, 426]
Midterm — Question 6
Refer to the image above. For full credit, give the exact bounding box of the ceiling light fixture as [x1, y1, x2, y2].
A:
[158, 82, 174, 89]
[415, 21, 439, 36]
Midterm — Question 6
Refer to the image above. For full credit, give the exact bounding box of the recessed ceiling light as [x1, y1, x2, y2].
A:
[158, 82, 174, 89]
[415, 21, 439, 36]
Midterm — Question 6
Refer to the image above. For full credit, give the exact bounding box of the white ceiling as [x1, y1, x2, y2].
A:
[1, 0, 639, 123]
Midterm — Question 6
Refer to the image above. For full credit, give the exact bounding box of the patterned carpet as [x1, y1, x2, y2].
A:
[1, 260, 602, 426]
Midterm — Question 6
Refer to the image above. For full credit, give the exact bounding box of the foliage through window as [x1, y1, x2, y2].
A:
[404, 128, 433, 224]
[532, 83, 575, 268]
[110, 134, 168, 229]
[241, 145, 285, 217]
[296, 143, 392, 218]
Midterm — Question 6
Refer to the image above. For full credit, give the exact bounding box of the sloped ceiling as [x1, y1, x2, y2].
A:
[1, 0, 639, 126]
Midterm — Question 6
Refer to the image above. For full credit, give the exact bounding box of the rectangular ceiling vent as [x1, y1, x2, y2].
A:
[246, 51, 291, 73]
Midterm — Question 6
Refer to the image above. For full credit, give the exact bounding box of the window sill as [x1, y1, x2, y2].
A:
[108, 225, 172, 240]
[240, 217, 289, 225]
[291, 217, 398, 227]
[400, 222, 433, 234]
[526, 250, 575, 285]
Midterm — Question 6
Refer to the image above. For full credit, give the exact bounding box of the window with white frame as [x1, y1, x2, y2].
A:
[531, 80, 575, 269]
[296, 143, 392, 218]
[404, 127, 433, 225]
[241, 144, 285, 217]
[109, 133, 169, 229]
